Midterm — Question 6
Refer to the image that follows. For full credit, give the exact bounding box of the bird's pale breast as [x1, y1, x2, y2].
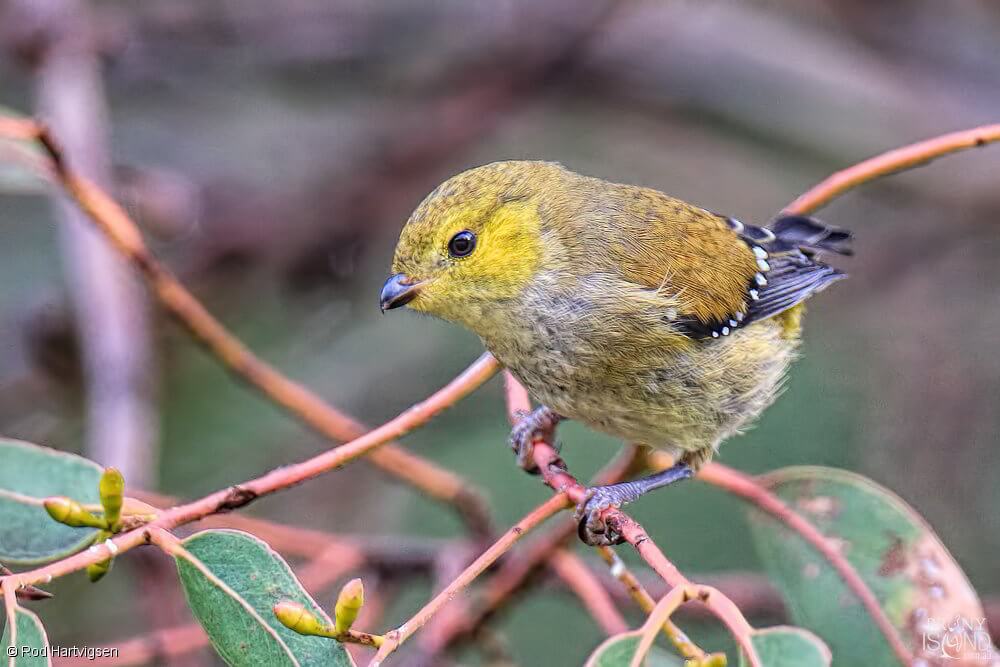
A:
[478, 273, 799, 460]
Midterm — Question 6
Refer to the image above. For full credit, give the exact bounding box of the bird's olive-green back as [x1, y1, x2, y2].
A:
[390, 161, 761, 332]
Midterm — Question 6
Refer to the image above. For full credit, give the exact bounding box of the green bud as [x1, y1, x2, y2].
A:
[87, 530, 115, 583]
[99, 468, 125, 531]
[274, 600, 335, 637]
[334, 578, 364, 634]
[44, 496, 106, 529]
[86, 559, 111, 582]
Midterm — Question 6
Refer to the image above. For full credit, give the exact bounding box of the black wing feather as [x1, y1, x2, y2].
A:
[770, 215, 853, 255]
[681, 214, 854, 338]
[740, 216, 851, 326]
[745, 254, 845, 323]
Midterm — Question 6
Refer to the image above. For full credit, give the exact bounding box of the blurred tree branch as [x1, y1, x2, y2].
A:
[549, 548, 628, 635]
[20, 120, 499, 541]
[2, 0, 158, 488]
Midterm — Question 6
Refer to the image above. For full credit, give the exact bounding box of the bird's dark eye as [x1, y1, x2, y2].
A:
[447, 230, 477, 258]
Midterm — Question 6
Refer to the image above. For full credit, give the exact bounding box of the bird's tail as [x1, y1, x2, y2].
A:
[769, 215, 853, 256]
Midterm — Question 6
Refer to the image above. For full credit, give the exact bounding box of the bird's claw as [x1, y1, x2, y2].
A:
[508, 407, 562, 474]
[509, 412, 541, 474]
[575, 486, 628, 546]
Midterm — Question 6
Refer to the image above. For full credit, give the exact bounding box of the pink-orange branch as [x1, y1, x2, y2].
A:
[416, 445, 640, 658]
[785, 123, 1000, 215]
[369, 494, 570, 665]
[6, 119, 499, 538]
[695, 461, 912, 664]
[549, 548, 628, 636]
[0, 353, 497, 590]
[504, 372, 762, 666]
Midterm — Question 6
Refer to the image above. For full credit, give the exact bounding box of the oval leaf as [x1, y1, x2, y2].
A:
[2, 606, 51, 666]
[747, 466, 994, 666]
[739, 626, 831, 667]
[584, 631, 684, 666]
[175, 529, 353, 667]
[0, 439, 102, 564]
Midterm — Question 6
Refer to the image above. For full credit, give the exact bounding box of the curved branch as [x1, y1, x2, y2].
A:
[504, 372, 762, 666]
[0, 118, 497, 539]
[629, 585, 721, 667]
[369, 494, 570, 666]
[549, 548, 628, 635]
[785, 123, 1000, 214]
[695, 461, 912, 665]
[596, 546, 709, 661]
[417, 445, 639, 659]
[0, 353, 497, 590]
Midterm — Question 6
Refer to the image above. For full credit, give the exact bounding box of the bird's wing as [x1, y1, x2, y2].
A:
[611, 193, 851, 339]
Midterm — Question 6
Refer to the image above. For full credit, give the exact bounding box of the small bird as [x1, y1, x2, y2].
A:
[380, 161, 851, 544]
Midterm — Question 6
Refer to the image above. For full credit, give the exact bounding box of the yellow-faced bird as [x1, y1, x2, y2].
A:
[381, 161, 851, 544]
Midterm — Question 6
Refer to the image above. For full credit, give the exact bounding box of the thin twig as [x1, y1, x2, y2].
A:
[135, 489, 460, 572]
[0, 565, 51, 601]
[2, 577, 19, 652]
[549, 548, 628, 635]
[503, 372, 762, 667]
[0, 354, 497, 590]
[628, 585, 716, 667]
[4, 118, 497, 539]
[59, 542, 434, 666]
[369, 494, 571, 666]
[0, 116, 39, 139]
[785, 123, 1000, 214]
[596, 546, 708, 661]
[417, 446, 640, 659]
[694, 460, 913, 665]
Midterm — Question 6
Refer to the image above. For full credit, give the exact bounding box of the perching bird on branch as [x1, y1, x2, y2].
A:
[380, 161, 851, 545]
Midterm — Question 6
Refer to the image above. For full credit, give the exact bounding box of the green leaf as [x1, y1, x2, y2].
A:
[2, 606, 51, 666]
[739, 627, 830, 667]
[584, 631, 684, 666]
[0, 439, 103, 564]
[175, 529, 353, 667]
[747, 466, 994, 666]
[0, 106, 48, 195]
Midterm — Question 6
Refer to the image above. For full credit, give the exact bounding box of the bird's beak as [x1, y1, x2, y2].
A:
[380, 273, 423, 312]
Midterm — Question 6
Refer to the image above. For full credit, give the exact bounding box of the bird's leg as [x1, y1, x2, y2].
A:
[575, 461, 694, 546]
[509, 406, 564, 473]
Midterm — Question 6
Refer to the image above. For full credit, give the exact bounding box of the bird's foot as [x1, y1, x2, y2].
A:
[574, 485, 631, 546]
[574, 462, 694, 546]
[508, 406, 563, 473]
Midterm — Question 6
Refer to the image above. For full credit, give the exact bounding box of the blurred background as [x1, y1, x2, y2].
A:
[1, 0, 998, 664]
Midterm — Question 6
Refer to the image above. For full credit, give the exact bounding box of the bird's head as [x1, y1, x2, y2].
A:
[381, 161, 565, 329]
